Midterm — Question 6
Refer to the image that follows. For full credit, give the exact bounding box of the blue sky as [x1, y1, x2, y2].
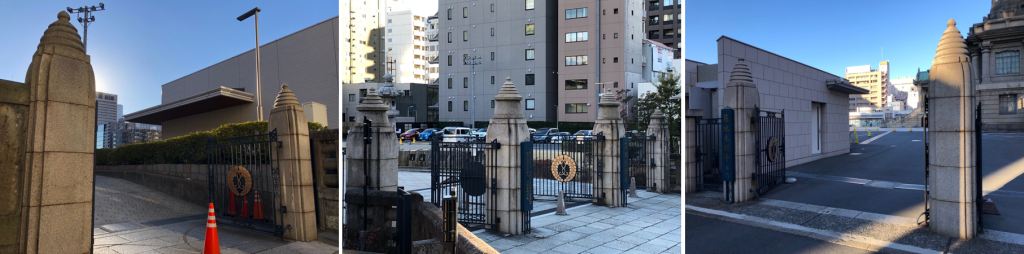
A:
[685, 0, 990, 79]
[0, 0, 337, 114]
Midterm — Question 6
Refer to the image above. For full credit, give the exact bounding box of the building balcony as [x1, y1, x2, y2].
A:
[649, 20, 660, 25]
[649, 34, 661, 39]
[648, 5, 660, 11]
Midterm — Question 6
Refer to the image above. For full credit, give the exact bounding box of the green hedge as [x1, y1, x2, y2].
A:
[96, 121, 326, 165]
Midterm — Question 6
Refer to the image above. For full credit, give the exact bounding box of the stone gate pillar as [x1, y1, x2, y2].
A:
[0, 79, 29, 253]
[646, 109, 670, 193]
[593, 89, 626, 207]
[485, 77, 530, 235]
[684, 109, 702, 194]
[268, 84, 317, 241]
[343, 88, 399, 239]
[723, 59, 759, 203]
[19, 11, 96, 253]
[928, 19, 978, 239]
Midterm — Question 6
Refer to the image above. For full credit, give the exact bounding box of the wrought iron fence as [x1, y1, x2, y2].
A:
[531, 134, 604, 203]
[753, 108, 786, 195]
[695, 118, 723, 191]
[207, 129, 283, 236]
[430, 135, 500, 230]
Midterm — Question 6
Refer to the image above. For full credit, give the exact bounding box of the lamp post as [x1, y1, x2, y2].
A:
[464, 55, 482, 128]
[238, 7, 263, 121]
[66, 3, 105, 53]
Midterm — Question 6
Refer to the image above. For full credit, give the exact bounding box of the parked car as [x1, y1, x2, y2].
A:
[471, 128, 487, 138]
[442, 127, 474, 142]
[532, 128, 559, 143]
[550, 132, 572, 143]
[574, 130, 593, 140]
[529, 128, 537, 134]
[417, 128, 438, 141]
[399, 128, 422, 140]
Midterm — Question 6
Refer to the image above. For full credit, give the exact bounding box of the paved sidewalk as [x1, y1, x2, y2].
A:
[93, 175, 339, 253]
[473, 190, 681, 254]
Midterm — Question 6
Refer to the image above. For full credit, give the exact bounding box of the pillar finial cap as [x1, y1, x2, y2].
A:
[494, 77, 522, 101]
[273, 83, 300, 107]
[729, 58, 753, 83]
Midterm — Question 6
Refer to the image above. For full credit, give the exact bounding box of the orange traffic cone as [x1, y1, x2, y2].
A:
[204, 203, 221, 254]
[253, 186, 264, 220]
[241, 195, 249, 218]
[228, 191, 237, 215]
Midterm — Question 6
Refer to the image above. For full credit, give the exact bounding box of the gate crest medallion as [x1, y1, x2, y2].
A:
[766, 136, 780, 163]
[551, 155, 577, 182]
[228, 166, 253, 196]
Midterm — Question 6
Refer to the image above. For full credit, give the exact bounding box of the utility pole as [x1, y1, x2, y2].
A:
[238, 7, 263, 121]
[464, 55, 482, 128]
[66, 3, 106, 53]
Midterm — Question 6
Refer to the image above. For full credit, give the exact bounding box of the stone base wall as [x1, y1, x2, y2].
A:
[398, 149, 431, 168]
[980, 88, 1024, 132]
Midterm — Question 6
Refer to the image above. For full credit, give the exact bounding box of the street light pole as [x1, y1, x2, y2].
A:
[67, 3, 105, 53]
[464, 55, 482, 128]
[238, 7, 263, 122]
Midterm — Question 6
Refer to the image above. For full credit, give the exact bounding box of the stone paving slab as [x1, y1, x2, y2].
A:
[475, 190, 681, 253]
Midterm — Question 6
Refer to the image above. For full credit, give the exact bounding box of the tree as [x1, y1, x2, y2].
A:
[634, 67, 681, 136]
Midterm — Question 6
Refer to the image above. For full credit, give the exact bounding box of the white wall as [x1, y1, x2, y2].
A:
[716, 36, 851, 167]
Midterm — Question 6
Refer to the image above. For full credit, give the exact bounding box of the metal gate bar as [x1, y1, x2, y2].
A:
[207, 129, 283, 236]
[531, 135, 603, 203]
[696, 118, 723, 191]
[753, 108, 786, 195]
[430, 135, 499, 230]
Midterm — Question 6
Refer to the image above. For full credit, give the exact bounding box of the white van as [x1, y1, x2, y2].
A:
[442, 127, 474, 142]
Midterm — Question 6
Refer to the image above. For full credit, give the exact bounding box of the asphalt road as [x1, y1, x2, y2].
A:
[685, 213, 873, 254]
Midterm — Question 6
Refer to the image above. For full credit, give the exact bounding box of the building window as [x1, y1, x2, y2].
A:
[526, 49, 535, 60]
[448, 101, 453, 111]
[565, 103, 588, 113]
[614, 33, 618, 38]
[565, 55, 588, 66]
[463, 7, 468, 18]
[348, 94, 355, 102]
[664, 29, 675, 37]
[996, 51, 1020, 75]
[614, 8, 618, 14]
[1000, 94, 1018, 115]
[448, 78, 453, 88]
[650, 16, 659, 24]
[464, 77, 469, 88]
[388, 28, 392, 33]
[447, 9, 451, 20]
[565, 79, 587, 90]
[526, 74, 535, 85]
[388, 38, 392, 42]
[491, 52, 495, 60]
[448, 55, 452, 66]
[566, 8, 588, 19]
[664, 14, 674, 22]
[526, 0, 534, 10]
[526, 99, 536, 110]
[491, 3, 495, 12]
[614, 82, 619, 88]
[491, 76, 495, 84]
[463, 31, 468, 41]
[491, 28, 495, 36]
[526, 24, 535, 35]
[492, 100, 496, 108]
[565, 31, 588, 42]
[448, 32, 452, 43]
[464, 101, 469, 111]
[613, 57, 618, 63]
[388, 19, 392, 23]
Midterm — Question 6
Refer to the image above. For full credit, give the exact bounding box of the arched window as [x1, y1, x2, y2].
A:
[996, 50, 1020, 75]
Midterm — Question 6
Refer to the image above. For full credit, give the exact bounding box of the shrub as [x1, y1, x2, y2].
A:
[96, 121, 267, 165]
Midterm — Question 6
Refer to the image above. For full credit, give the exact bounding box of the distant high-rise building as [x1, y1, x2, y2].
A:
[845, 61, 891, 112]
[96, 92, 118, 126]
[385, 10, 435, 84]
[343, 0, 409, 84]
[645, 0, 681, 59]
[117, 104, 123, 121]
[103, 119, 162, 148]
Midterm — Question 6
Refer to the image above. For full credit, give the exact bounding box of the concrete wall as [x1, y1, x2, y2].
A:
[717, 36, 851, 167]
[95, 165, 209, 207]
[980, 88, 1024, 132]
[159, 16, 340, 131]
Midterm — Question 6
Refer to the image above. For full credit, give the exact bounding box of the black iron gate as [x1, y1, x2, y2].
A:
[430, 135, 500, 230]
[532, 134, 604, 204]
[695, 118, 723, 191]
[753, 108, 786, 195]
[624, 134, 656, 191]
[207, 129, 283, 236]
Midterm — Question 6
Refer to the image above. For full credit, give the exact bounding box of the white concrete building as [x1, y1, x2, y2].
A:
[687, 36, 868, 167]
[386, 10, 434, 83]
[891, 77, 919, 110]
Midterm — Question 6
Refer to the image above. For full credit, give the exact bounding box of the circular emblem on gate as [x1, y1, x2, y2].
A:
[228, 166, 253, 196]
[460, 162, 487, 196]
[551, 155, 577, 182]
[766, 137, 780, 163]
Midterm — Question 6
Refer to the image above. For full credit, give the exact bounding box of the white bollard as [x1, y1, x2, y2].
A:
[629, 177, 639, 198]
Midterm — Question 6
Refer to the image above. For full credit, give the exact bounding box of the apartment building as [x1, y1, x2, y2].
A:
[558, 0, 645, 123]
[845, 61, 891, 111]
[644, 0, 681, 59]
[343, 0, 405, 83]
[891, 77, 918, 110]
[437, 0, 559, 126]
[386, 10, 435, 83]
[426, 15, 440, 84]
